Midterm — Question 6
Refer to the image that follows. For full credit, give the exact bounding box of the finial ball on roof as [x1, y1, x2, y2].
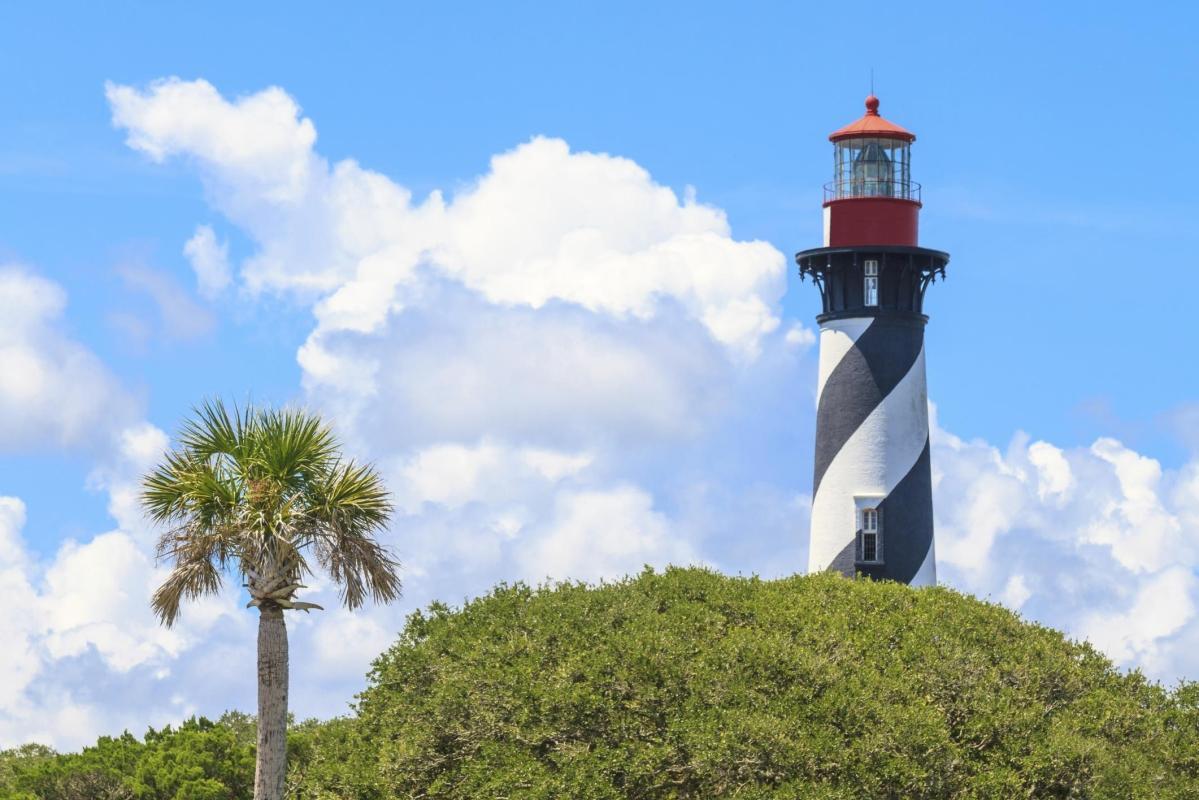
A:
[828, 95, 914, 142]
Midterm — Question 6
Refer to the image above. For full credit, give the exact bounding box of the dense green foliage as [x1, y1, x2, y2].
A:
[6, 570, 1198, 798]
[0, 713, 255, 799]
[297, 569, 1199, 799]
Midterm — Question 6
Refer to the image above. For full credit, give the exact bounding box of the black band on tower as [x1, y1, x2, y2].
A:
[812, 317, 926, 497]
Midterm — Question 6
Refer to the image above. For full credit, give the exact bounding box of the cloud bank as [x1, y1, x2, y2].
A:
[932, 417, 1199, 679]
[0, 417, 248, 749]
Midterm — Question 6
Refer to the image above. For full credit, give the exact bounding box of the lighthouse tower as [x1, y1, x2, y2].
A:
[797, 96, 949, 586]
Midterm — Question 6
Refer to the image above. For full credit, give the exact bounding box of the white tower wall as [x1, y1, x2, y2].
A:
[808, 315, 936, 586]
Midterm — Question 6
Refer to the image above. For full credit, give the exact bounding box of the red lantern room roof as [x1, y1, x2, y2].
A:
[829, 96, 916, 143]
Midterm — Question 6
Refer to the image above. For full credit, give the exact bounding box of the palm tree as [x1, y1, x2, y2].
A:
[142, 400, 400, 800]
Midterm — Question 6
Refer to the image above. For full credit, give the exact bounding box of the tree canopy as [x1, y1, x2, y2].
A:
[142, 399, 400, 627]
[0, 714, 255, 800]
[7, 569, 1198, 798]
[298, 568, 1199, 799]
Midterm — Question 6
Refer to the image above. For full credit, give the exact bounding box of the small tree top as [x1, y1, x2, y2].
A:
[142, 399, 400, 627]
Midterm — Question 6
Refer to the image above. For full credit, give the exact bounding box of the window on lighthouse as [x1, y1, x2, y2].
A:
[864, 260, 879, 307]
[861, 508, 880, 563]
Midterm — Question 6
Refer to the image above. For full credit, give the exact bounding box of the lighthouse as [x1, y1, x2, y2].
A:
[797, 96, 949, 586]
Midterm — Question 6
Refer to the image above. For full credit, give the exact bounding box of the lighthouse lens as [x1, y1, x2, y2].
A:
[853, 141, 894, 197]
[832, 139, 912, 201]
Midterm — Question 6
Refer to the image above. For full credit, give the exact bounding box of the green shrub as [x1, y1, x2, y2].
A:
[0, 714, 253, 800]
[294, 568, 1199, 799]
[7, 569, 1197, 799]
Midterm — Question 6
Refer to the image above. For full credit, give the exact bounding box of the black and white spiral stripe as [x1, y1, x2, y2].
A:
[808, 315, 936, 586]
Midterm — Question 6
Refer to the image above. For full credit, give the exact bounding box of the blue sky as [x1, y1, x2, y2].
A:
[1, 1, 1198, 747]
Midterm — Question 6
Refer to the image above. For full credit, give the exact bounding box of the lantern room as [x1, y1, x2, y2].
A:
[822, 96, 921, 247]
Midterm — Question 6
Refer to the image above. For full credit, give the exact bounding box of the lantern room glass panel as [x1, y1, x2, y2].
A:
[832, 139, 913, 200]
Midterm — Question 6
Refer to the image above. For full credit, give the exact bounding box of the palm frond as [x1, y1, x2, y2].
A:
[313, 523, 402, 609]
[307, 460, 400, 609]
[151, 552, 223, 627]
[178, 398, 245, 461]
[252, 405, 338, 481]
[156, 518, 239, 570]
[142, 449, 241, 526]
[142, 399, 400, 624]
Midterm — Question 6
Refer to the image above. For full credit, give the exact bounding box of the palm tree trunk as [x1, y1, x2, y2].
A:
[255, 604, 289, 800]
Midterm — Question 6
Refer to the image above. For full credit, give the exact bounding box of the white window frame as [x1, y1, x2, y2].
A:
[854, 496, 884, 564]
[863, 259, 879, 307]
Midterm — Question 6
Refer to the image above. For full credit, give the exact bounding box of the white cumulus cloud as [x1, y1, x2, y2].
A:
[0, 266, 137, 451]
[521, 486, 699, 584]
[932, 411, 1199, 680]
[107, 79, 785, 357]
[183, 225, 233, 298]
[0, 426, 246, 749]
